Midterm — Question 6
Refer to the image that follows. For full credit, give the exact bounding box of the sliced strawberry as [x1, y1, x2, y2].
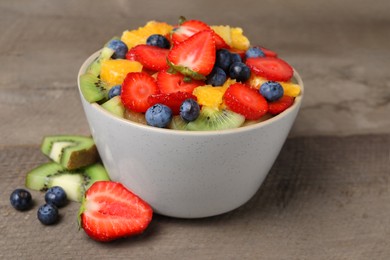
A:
[256, 46, 278, 58]
[268, 95, 295, 115]
[168, 30, 216, 76]
[79, 181, 153, 242]
[213, 33, 230, 49]
[131, 44, 169, 71]
[121, 72, 158, 113]
[171, 20, 210, 45]
[125, 48, 137, 61]
[246, 57, 293, 82]
[157, 70, 204, 94]
[148, 92, 197, 115]
[223, 83, 268, 120]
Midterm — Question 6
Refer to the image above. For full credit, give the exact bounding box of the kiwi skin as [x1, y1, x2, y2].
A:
[170, 106, 245, 131]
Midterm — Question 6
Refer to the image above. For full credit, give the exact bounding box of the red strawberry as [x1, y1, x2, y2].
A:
[171, 20, 210, 45]
[125, 48, 137, 61]
[256, 46, 278, 58]
[121, 72, 158, 113]
[172, 19, 228, 49]
[168, 30, 216, 76]
[79, 181, 153, 242]
[246, 57, 293, 82]
[268, 95, 295, 115]
[131, 44, 169, 71]
[157, 70, 204, 94]
[223, 83, 268, 120]
[148, 92, 197, 115]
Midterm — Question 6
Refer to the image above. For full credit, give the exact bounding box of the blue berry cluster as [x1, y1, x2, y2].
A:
[10, 186, 68, 226]
[206, 49, 251, 86]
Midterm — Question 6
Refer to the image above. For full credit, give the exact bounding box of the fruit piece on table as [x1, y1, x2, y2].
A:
[193, 84, 228, 109]
[25, 162, 110, 202]
[121, 72, 159, 113]
[223, 82, 269, 120]
[100, 59, 143, 87]
[101, 96, 125, 118]
[79, 73, 108, 103]
[246, 57, 293, 82]
[172, 106, 245, 131]
[168, 30, 216, 78]
[157, 70, 203, 94]
[10, 189, 33, 211]
[38, 203, 59, 225]
[45, 186, 68, 208]
[78, 181, 153, 242]
[86, 47, 115, 77]
[230, 27, 250, 51]
[121, 21, 173, 49]
[130, 44, 169, 71]
[41, 135, 99, 170]
[268, 95, 295, 115]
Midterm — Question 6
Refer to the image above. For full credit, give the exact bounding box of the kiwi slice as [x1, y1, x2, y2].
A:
[25, 162, 110, 202]
[41, 135, 99, 170]
[79, 72, 108, 103]
[101, 96, 125, 118]
[170, 107, 245, 131]
[86, 46, 115, 77]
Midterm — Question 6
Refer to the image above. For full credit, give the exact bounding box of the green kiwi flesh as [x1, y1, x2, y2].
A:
[25, 162, 110, 202]
[101, 96, 125, 118]
[79, 72, 108, 103]
[41, 135, 99, 170]
[86, 46, 115, 77]
[170, 106, 245, 131]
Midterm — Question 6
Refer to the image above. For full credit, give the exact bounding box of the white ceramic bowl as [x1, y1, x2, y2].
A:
[77, 51, 304, 218]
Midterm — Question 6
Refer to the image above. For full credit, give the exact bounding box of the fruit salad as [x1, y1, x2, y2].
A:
[79, 17, 301, 131]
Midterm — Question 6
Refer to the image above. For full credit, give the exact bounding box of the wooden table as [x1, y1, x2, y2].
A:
[1, 0, 389, 259]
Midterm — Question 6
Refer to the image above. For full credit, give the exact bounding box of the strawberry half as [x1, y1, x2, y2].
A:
[246, 57, 293, 82]
[223, 83, 268, 120]
[168, 30, 216, 77]
[125, 48, 137, 61]
[172, 19, 228, 49]
[171, 20, 210, 45]
[148, 92, 197, 115]
[268, 95, 295, 115]
[121, 72, 158, 113]
[157, 70, 204, 94]
[131, 44, 169, 71]
[78, 181, 153, 242]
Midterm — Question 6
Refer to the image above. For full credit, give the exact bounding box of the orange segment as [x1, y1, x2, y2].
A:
[230, 27, 250, 51]
[121, 21, 173, 49]
[100, 60, 143, 88]
[211, 25, 232, 46]
[193, 85, 228, 109]
[280, 82, 301, 97]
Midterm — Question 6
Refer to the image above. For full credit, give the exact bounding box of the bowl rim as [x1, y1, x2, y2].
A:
[78, 50, 304, 137]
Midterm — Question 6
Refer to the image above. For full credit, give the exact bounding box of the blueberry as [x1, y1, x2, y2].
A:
[229, 62, 251, 82]
[107, 39, 128, 59]
[10, 189, 33, 211]
[37, 203, 59, 225]
[215, 49, 232, 71]
[206, 67, 227, 86]
[245, 47, 265, 59]
[146, 34, 170, 49]
[180, 99, 200, 122]
[45, 186, 67, 208]
[230, 53, 242, 63]
[259, 81, 284, 101]
[108, 85, 121, 99]
[145, 104, 173, 128]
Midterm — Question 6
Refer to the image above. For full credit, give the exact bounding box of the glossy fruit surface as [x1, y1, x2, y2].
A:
[10, 189, 33, 211]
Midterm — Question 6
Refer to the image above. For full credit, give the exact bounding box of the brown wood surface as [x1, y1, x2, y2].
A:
[1, 0, 390, 259]
[1, 136, 390, 259]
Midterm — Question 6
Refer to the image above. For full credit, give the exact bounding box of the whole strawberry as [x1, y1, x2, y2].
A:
[78, 181, 153, 242]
